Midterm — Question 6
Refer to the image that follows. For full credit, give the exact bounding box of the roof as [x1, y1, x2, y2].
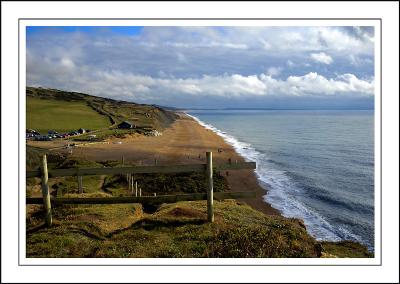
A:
[119, 121, 133, 125]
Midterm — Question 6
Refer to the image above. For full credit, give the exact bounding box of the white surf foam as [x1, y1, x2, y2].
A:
[186, 112, 364, 243]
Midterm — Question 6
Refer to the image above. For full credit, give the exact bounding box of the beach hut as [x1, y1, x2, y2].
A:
[118, 121, 134, 129]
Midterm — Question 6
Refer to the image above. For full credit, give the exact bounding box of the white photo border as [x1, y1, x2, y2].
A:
[18, 18, 381, 267]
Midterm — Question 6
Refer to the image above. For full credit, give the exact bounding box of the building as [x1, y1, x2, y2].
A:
[118, 121, 134, 129]
[78, 128, 86, 134]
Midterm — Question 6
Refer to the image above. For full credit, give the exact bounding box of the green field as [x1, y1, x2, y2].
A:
[26, 97, 111, 133]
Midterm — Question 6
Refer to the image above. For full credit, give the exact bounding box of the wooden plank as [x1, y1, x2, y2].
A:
[25, 162, 256, 178]
[206, 152, 214, 223]
[49, 164, 206, 177]
[26, 169, 41, 178]
[26, 191, 256, 205]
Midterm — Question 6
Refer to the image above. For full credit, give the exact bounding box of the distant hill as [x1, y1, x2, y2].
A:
[26, 87, 178, 134]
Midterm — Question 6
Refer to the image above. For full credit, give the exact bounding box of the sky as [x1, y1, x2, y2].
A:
[26, 26, 375, 109]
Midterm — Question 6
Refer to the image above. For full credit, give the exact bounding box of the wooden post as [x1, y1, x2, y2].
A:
[135, 181, 138, 197]
[206, 151, 214, 222]
[78, 176, 83, 193]
[139, 187, 142, 197]
[127, 174, 131, 191]
[131, 175, 134, 194]
[154, 158, 158, 165]
[41, 155, 52, 226]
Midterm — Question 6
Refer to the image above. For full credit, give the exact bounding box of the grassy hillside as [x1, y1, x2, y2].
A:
[25, 156, 372, 258]
[27, 97, 111, 133]
[26, 87, 178, 135]
[26, 199, 372, 258]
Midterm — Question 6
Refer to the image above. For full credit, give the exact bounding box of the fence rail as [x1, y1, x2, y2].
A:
[27, 152, 256, 226]
[26, 162, 256, 178]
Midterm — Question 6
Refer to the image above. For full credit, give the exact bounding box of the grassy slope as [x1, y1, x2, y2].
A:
[26, 87, 178, 136]
[26, 157, 372, 258]
[26, 200, 372, 258]
[27, 97, 111, 133]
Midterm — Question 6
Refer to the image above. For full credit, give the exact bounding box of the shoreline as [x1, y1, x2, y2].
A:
[184, 112, 281, 216]
[42, 113, 280, 216]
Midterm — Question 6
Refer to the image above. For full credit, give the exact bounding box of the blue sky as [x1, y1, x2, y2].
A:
[26, 26, 375, 109]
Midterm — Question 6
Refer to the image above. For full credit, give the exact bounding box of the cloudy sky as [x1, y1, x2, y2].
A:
[26, 26, 375, 109]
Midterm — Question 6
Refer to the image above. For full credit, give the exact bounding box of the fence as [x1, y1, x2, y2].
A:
[26, 152, 256, 226]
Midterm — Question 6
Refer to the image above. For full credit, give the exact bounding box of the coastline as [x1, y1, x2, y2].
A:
[55, 112, 280, 216]
[184, 112, 281, 216]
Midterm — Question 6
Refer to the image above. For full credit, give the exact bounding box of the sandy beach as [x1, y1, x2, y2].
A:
[40, 113, 280, 216]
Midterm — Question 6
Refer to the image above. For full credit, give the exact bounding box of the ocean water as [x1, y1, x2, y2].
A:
[187, 110, 374, 251]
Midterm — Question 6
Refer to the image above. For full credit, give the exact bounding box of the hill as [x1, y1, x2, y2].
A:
[26, 87, 178, 135]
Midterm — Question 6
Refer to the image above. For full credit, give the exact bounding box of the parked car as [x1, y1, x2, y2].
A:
[35, 135, 52, 141]
[27, 129, 40, 135]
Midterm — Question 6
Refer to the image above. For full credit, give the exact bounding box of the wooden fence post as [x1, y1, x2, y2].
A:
[127, 174, 131, 191]
[206, 151, 214, 223]
[41, 154, 52, 226]
[78, 176, 83, 193]
[135, 181, 138, 197]
[131, 175, 134, 194]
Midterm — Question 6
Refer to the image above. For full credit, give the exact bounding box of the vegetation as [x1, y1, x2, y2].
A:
[26, 87, 178, 136]
[25, 155, 372, 258]
[27, 156, 228, 198]
[26, 200, 372, 258]
[26, 97, 111, 134]
[319, 241, 372, 258]
[103, 171, 228, 196]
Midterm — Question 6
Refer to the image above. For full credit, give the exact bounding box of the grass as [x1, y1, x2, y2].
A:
[320, 241, 372, 258]
[26, 87, 178, 136]
[103, 171, 229, 196]
[26, 200, 372, 258]
[26, 97, 111, 133]
[72, 129, 142, 141]
[25, 156, 373, 258]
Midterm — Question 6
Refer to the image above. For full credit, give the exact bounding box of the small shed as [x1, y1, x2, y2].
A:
[118, 121, 134, 129]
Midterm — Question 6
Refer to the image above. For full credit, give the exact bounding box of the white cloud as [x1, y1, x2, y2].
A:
[26, 26, 375, 107]
[60, 57, 75, 69]
[267, 67, 282, 76]
[310, 52, 333, 64]
[27, 52, 374, 102]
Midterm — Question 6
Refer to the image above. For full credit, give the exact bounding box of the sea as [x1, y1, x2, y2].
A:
[187, 109, 375, 251]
